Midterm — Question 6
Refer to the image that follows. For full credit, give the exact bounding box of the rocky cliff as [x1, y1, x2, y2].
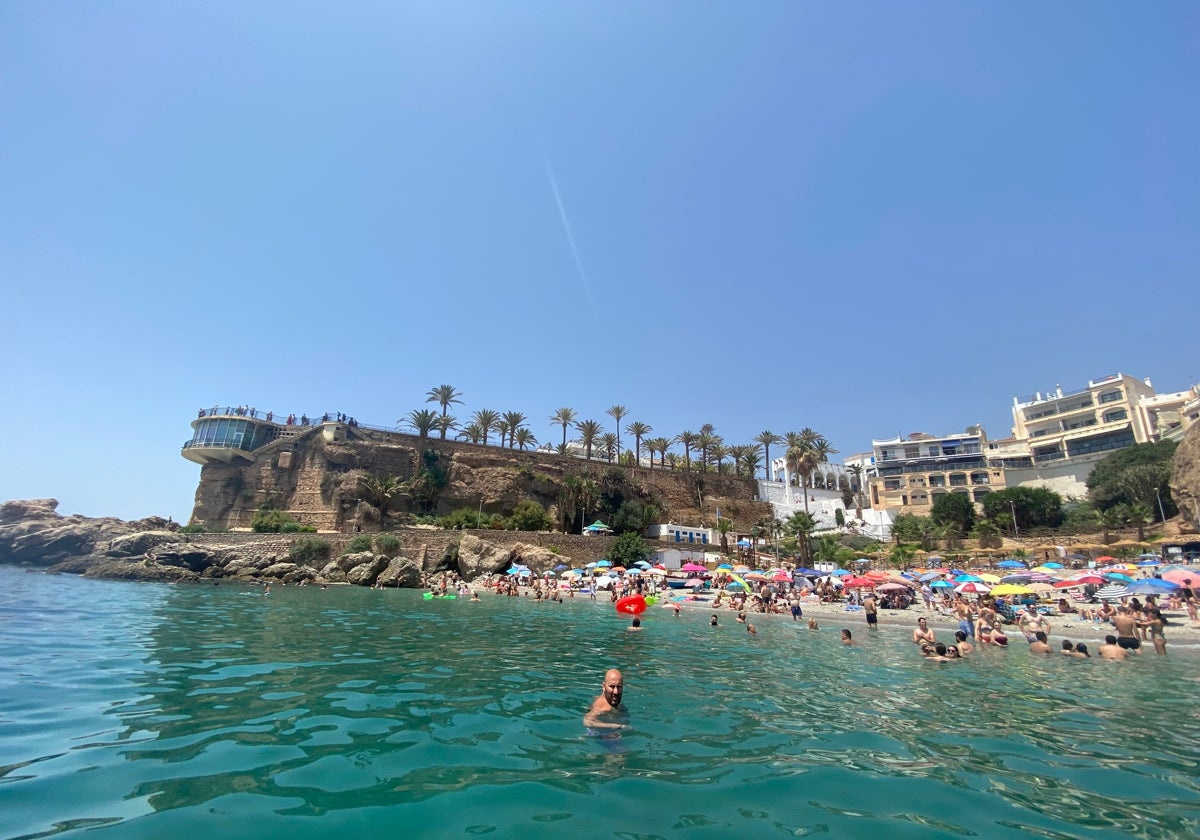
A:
[189, 425, 771, 533]
[0, 498, 630, 587]
[1170, 422, 1200, 529]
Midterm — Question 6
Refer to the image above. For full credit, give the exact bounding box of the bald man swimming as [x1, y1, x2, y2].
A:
[584, 668, 629, 734]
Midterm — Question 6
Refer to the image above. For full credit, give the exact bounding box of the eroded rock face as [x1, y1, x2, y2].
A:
[1170, 424, 1200, 529]
[346, 554, 390, 586]
[377, 556, 421, 588]
[456, 534, 514, 579]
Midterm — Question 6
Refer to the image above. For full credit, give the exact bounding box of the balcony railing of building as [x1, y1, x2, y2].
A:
[1033, 450, 1067, 463]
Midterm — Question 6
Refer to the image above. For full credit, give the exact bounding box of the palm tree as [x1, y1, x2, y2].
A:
[403, 409, 439, 438]
[785, 444, 818, 514]
[358, 474, 407, 528]
[472, 409, 500, 446]
[503, 411, 528, 448]
[550, 407, 577, 449]
[494, 418, 512, 448]
[434, 414, 457, 440]
[1126, 502, 1153, 542]
[599, 432, 619, 462]
[715, 516, 734, 554]
[784, 510, 818, 564]
[425, 384, 463, 418]
[626, 421, 652, 466]
[728, 445, 747, 477]
[711, 443, 731, 475]
[665, 452, 680, 470]
[607, 405, 628, 452]
[739, 445, 763, 479]
[575, 419, 603, 460]
[676, 431, 698, 470]
[512, 428, 538, 450]
[847, 464, 866, 518]
[457, 421, 486, 444]
[754, 431, 784, 481]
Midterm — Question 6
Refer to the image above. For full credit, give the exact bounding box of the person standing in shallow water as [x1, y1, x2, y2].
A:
[863, 593, 878, 630]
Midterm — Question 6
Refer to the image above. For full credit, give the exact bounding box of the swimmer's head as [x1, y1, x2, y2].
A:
[602, 669, 623, 707]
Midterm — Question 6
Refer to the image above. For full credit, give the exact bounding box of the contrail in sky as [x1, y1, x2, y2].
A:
[541, 150, 595, 306]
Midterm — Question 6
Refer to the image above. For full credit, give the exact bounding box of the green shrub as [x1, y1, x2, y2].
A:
[179, 524, 207, 534]
[251, 508, 300, 533]
[281, 521, 312, 533]
[346, 535, 373, 553]
[288, 538, 330, 566]
[375, 535, 400, 555]
[507, 500, 553, 532]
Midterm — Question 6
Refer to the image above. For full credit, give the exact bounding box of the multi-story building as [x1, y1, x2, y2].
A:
[861, 373, 1197, 515]
[1005, 373, 1183, 497]
[867, 427, 1003, 514]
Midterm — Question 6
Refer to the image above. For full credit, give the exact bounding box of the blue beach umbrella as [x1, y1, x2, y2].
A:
[1042, 562, 1064, 569]
[596, 560, 612, 567]
[919, 572, 942, 582]
[831, 569, 852, 577]
[997, 560, 1027, 569]
[716, 563, 733, 570]
[1126, 579, 1178, 595]
[554, 563, 569, 571]
[955, 574, 983, 583]
[930, 580, 954, 589]
[1104, 572, 1135, 583]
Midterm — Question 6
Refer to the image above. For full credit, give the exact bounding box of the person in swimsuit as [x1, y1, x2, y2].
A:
[912, 617, 936, 646]
[1112, 606, 1142, 653]
[584, 668, 629, 735]
[864, 594, 878, 629]
[1140, 608, 1167, 655]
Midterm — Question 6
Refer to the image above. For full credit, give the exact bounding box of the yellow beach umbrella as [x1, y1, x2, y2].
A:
[991, 584, 1034, 596]
[978, 573, 1002, 584]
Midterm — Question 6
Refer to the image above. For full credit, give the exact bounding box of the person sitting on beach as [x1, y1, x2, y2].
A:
[954, 630, 974, 655]
[1098, 635, 1127, 661]
[912, 617, 936, 646]
[584, 669, 629, 734]
[1027, 631, 1052, 654]
[1096, 601, 1116, 624]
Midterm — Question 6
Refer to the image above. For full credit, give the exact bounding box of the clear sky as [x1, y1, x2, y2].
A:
[1, 3, 1197, 522]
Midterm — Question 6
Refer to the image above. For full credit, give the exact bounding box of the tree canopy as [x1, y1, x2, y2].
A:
[931, 492, 976, 535]
[981, 486, 1064, 531]
[1086, 441, 1177, 517]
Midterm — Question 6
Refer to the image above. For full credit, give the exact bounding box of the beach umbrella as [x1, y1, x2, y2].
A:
[919, 572, 943, 582]
[830, 569, 852, 577]
[716, 563, 733, 570]
[596, 560, 612, 567]
[1126, 579, 1178, 595]
[1161, 569, 1199, 586]
[930, 580, 954, 589]
[554, 563, 568, 571]
[1028, 583, 1055, 594]
[990, 584, 1034, 596]
[543, 569, 557, 576]
[744, 571, 769, 581]
[1094, 555, 1117, 564]
[644, 568, 667, 576]
[996, 559, 1027, 569]
[843, 576, 877, 588]
[793, 567, 821, 576]
[1104, 572, 1135, 583]
[955, 581, 992, 594]
[855, 558, 873, 565]
[1000, 574, 1032, 583]
[1136, 560, 1161, 567]
[876, 582, 912, 592]
[1027, 572, 1055, 582]
[726, 582, 748, 591]
[684, 578, 704, 587]
[1095, 584, 1130, 600]
[979, 573, 1002, 584]
[733, 565, 751, 573]
[737, 538, 752, 547]
[681, 562, 707, 572]
[772, 571, 792, 582]
[954, 574, 983, 583]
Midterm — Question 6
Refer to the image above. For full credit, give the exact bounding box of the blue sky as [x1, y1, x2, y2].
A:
[1, 3, 1196, 522]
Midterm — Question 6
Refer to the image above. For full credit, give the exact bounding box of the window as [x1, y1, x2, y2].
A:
[904, 445, 919, 459]
[1103, 409, 1127, 423]
[1099, 390, 1123, 404]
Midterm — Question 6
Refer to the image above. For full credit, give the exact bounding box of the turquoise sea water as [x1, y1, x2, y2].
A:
[2, 567, 1199, 840]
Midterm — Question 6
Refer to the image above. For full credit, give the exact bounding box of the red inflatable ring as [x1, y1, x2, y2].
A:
[615, 594, 648, 615]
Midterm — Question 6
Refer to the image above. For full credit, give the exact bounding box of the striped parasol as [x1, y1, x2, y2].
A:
[1095, 584, 1130, 601]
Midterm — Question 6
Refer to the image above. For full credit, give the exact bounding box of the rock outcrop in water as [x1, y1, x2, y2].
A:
[0, 498, 576, 587]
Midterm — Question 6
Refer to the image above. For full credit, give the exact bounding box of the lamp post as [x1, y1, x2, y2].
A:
[1010, 500, 1020, 540]
[476, 499, 483, 530]
[1156, 488, 1168, 524]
